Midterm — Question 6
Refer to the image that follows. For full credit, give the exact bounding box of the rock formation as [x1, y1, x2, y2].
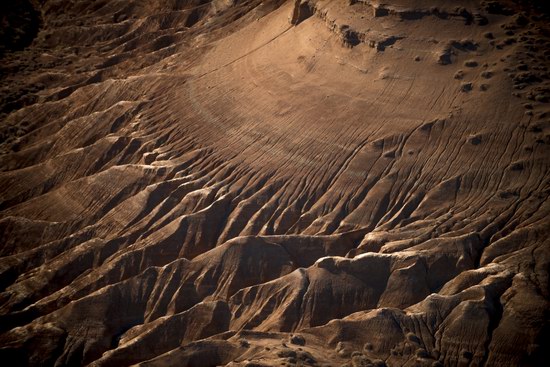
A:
[0, 0, 549, 366]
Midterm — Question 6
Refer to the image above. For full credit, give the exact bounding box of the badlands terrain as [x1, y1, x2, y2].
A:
[0, 0, 549, 366]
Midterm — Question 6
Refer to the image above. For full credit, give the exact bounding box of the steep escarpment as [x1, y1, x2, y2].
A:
[1, 0, 549, 366]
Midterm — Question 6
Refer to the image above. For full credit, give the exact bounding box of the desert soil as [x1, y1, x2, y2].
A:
[0, 1, 549, 366]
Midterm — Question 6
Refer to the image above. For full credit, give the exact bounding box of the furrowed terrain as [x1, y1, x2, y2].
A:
[0, 0, 549, 366]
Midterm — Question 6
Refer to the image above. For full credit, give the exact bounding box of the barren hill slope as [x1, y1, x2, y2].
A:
[0, 0, 549, 366]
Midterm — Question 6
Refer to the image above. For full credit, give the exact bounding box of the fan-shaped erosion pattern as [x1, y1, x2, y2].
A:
[1, 0, 549, 366]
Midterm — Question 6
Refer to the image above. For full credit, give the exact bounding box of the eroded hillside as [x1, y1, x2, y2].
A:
[0, 0, 549, 366]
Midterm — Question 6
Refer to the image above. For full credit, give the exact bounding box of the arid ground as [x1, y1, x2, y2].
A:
[0, 0, 549, 366]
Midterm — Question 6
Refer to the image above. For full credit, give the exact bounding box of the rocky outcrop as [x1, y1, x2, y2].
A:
[289, 0, 315, 25]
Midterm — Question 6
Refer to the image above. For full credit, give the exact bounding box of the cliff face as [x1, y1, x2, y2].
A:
[0, 1, 549, 366]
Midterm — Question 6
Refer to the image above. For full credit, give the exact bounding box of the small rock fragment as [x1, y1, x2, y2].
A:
[461, 82, 473, 92]
[290, 334, 306, 346]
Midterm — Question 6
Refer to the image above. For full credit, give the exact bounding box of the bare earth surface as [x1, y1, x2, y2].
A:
[0, 0, 549, 366]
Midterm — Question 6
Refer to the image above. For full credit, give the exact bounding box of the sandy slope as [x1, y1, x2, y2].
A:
[0, 0, 549, 366]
